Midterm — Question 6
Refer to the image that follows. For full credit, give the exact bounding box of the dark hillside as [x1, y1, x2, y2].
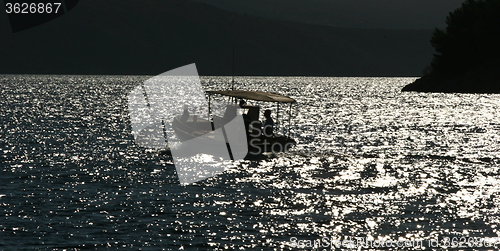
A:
[403, 0, 500, 92]
[0, 0, 433, 76]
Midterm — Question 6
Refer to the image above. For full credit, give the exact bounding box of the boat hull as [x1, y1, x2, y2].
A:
[172, 115, 296, 159]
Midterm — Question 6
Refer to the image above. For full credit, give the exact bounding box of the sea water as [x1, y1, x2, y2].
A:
[2, 75, 500, 250]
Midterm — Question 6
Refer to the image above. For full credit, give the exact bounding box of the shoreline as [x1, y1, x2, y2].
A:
[402, 64, 500, 94]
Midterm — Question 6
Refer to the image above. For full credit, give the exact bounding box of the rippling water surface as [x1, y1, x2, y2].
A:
[2, 75, 500, 250]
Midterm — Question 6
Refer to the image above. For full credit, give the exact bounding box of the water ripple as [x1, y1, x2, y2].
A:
[1, 75, 500, 249]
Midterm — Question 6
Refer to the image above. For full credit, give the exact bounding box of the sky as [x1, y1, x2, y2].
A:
[191, 0, 465, 29]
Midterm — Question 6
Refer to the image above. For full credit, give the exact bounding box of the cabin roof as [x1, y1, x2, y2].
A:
[207, 90, 296, 103]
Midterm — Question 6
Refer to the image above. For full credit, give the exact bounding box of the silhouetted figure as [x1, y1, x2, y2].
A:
[262, 109, 274, 138]
[246, 106, 261, 139]
[239, 98, 246, 107]
[180, 105, 189, 123]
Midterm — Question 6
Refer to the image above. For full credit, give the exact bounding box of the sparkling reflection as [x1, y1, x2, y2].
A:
[1, 75, 500, 249]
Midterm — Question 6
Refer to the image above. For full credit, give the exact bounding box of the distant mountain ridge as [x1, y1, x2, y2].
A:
[0, 0, 434, 76]
[190, 0, 463, 29]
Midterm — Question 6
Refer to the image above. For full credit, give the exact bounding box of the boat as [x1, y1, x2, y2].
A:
[172, 90, 297, 158]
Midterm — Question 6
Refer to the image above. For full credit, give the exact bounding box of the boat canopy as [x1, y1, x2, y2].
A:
[207, 90, 296, 103]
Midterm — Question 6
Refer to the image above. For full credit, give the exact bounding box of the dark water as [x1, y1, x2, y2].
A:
[2, 75, 500, 250]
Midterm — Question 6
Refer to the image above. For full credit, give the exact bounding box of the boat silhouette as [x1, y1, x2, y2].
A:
[172, 90, 297, 158]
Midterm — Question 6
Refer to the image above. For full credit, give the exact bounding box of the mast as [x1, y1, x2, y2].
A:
[231, 45, 235, 91]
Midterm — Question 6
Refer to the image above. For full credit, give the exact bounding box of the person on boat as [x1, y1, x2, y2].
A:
[237, 99, 252, 135]
[180, 105, 189, 123]
[262, 109, 274, 138]
[239, 98, 246, 108]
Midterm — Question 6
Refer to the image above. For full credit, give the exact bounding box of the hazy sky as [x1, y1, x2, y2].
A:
[191, 0, 464, 29]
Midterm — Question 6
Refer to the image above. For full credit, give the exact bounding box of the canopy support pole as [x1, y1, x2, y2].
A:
[288, 103, 292, 136]
[208, 94, 215, 131]
[277, 102, 280, 135]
